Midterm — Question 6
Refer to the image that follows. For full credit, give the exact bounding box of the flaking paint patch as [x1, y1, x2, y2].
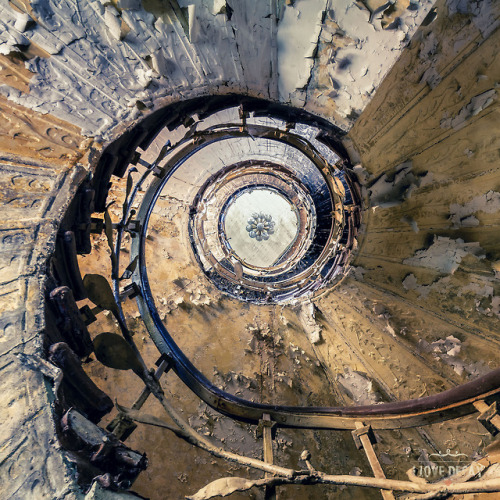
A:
[277, 0, 327, 101]
[402, 273, 453, 298]
[336, 367, 381, 405]
[447, 0, 500, 38]
[403, 236, 485, 274]
[449, 191, 500, 229]
[296, 300, 322, 344]
[402, 272, 500, 323]
[0, 0, 252, 137]
[440, 89, 497, 131]
[419, 335, 490, 378]
[302, 0, 437, 127]
[368, 161, 432, 208]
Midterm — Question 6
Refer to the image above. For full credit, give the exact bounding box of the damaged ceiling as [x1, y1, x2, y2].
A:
[0, 0, 437, 135]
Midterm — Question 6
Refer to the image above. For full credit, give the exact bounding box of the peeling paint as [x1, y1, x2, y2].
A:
[447, 0, 500, 38]
[0, 0, 250, 137]
[368, 161, 431, 208]
[440, 89, 497, 130]
[296, 300, 322, 344]
[403, 236, 485, 274]
[277, 0, 327, 100]
[402, 271, 500, 324]
[449, 191, 500, 229]
[401, 272, 443, 298]
[300, 0, 437, 126]
[336, 367, 381, 405]
[419, 335, 490, 378]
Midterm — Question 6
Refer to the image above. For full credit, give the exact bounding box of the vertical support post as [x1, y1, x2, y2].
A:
[260, 413, 277, 500]
[352, 421, 395, 500]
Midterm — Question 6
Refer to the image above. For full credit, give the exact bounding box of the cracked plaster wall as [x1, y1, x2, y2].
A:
[345, 0, 500, 394]
[0, 0, 437, 138]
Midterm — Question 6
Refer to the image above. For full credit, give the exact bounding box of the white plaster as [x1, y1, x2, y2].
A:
[297, 300, 322, 344]
[13, 12, 32, 33]
[314, 0, 437, 123]
[403, 236, 485, 274]
[449, 191, 500, 228]
[277, 0, 327, 100]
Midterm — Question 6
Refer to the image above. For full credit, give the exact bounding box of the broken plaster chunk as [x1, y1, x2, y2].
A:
[403, 236, 485, 274]
[402, 273, 418, 291]
[427, 335, 489, 377]
[29, 28, 64, 55]
[297, 300, 322, 344]
[104, 5, 122, 41]
[420, 67, 442, 89]
[449, 191, 500, 229]
[336, 368, 381, 405]
[459, 215, 480, 227]
[14, 12, 33, 33]
[211, 0, 228, 15]
[136, 68, 155, 88]
[368, 161, 428, 208]
[0, 32, 30, 55]
[385, 322, 396, 337]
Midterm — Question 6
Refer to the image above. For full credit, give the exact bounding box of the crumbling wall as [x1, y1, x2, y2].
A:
[0, 100, 92, 498]
[345, 0, 500, 387]
[289, 0, 500, 481]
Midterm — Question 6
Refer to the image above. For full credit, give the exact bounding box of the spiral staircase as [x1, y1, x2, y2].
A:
[0, 0, 499, 499]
